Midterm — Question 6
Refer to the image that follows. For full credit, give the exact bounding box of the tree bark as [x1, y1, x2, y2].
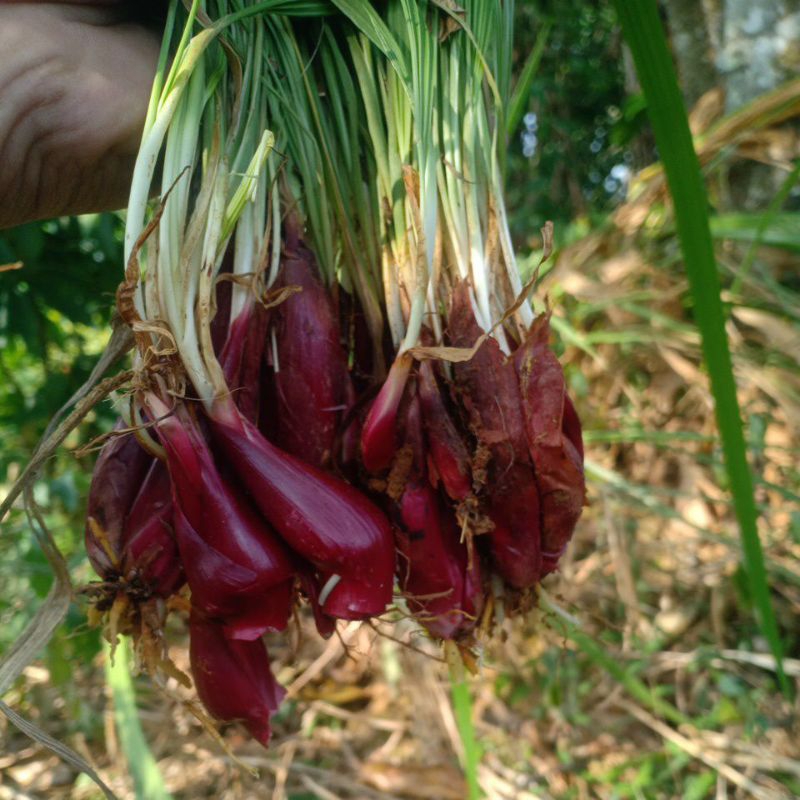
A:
[660, 0, 718, 107]
[661, 0, 800, 210]
[715, 0, 800, 113]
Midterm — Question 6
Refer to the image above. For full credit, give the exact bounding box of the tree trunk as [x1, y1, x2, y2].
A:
[714, 0, 800, 114]
[660, 0, 718, 107]
[661, 0, 800, 209]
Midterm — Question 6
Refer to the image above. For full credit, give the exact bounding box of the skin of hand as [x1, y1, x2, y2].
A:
[0, 2, 161, 229]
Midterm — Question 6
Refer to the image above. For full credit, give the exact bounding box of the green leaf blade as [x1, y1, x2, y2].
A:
[105, 639, 173, 800]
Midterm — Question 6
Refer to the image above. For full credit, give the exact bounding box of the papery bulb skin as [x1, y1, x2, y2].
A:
[417, 361, 472, 501]
[514, 315, 586, 576]
[212, 400, 395, 620]
[85, 425, 153, 579]
[121, 458, 184, 598]
[397, 480, 482, 639]
[486, 464, 542, 588]
[360, 353, 413, 472]
[271, 240, 350, 469]
[562, 394, 585, 460]
[448, 282, 543, 586]
[189, 613, 285, 747]
[154, 401, 294, 638]
[448, 283, 528, 468]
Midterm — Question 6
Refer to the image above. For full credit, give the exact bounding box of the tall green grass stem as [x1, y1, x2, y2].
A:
[505, 20, 551, 140]
[105, 639, 173, 800]
[729, 159, 800, 297]
[446, 642, 483, 800]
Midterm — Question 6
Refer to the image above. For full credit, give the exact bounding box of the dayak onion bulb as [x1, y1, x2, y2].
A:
[83, 0, 586, 748]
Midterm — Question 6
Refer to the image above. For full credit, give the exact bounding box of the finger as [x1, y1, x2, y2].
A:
[0, 6, 160, 226]
[1, 1, 167, 26]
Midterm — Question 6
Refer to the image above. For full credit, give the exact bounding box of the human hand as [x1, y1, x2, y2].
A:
[0, 2, 161, 228]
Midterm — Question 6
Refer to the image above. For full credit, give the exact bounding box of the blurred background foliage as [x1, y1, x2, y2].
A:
[0, 217, 121, 714]
[506, 0, 638, 238]
[1, 1, 799, 798]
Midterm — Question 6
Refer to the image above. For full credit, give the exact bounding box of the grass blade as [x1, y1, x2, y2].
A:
[729, 161, 800, 295]
[711, 209, 800, 255]
[446, 643, 482, 800]
[540, 593, 691, 727]
[328, 0, 410, 90]
[105, 639, 173, 800]
[611, 0, 791, 696]
[506, 20, 551, 139]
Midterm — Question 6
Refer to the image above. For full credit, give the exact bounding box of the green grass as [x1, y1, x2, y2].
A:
[447, 645, 483, 800]
[105, 638, 172, 800]
[451, 680, 482, 799]
[728, 161, 800, 295]
[568, 628, 691, 728]
[506, 20, 551, 140]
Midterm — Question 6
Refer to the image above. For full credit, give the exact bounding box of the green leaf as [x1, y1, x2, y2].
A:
[567, 624, 690, 727]
[612, 0, 791, 697]
[329, 0, 410, 90]
[105, 638, 173, 800]
[710, 210, 800, 252]
[684, 770, 716, 800]
[506, 20, 551, 138]
[450, 676, 483, 800]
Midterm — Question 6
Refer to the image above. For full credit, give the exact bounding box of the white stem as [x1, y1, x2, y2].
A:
[492, 168, 534, 328]
[158, 65, 205, 343]
[421, 158, 438, 279]
[384, 247, 405, 348]
[221, 129, 274, 241]
[196, 160, 230, 406]
[438, 161, 470, 282]
[400, 284, 428, 353]
[468, 246, 492, 334]
[266, 176, 282, 289]
[124, 29, 217, 264]
[231, 204, 255, 321]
